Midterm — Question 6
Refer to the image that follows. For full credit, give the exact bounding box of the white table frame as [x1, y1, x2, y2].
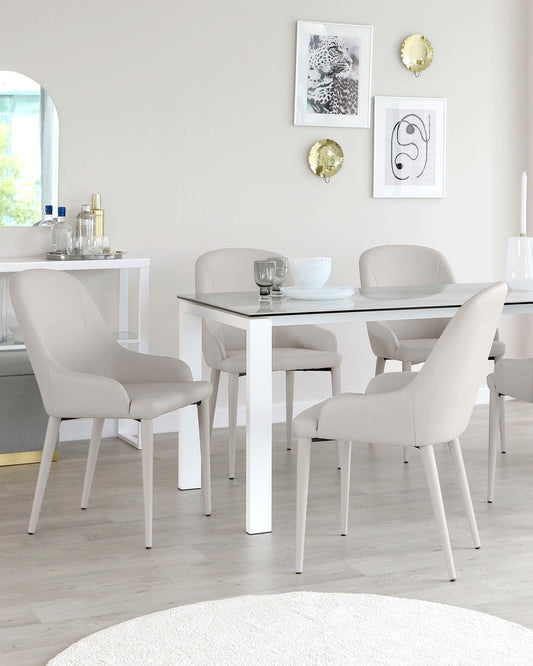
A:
[177, 287, 533, 536]
[0, 257, 150, 448]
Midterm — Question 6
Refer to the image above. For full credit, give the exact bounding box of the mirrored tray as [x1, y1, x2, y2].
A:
[46, 251, 125, 261]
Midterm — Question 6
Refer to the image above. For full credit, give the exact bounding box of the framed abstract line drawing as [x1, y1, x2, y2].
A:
[373, 97, 446, 198]
[294, 21, 373, 128]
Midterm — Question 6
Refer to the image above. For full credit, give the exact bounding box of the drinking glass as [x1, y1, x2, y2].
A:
[253, 260, 276, 300]
[265, 256, 288, 298]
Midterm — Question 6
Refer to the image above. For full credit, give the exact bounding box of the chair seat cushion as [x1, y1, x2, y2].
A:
[218, 347, 342, 375]
[493, 358, 533, 402]
[124, 381, 212, 419]
[395, 338, 505, 364]
[293, 390, 413, 445]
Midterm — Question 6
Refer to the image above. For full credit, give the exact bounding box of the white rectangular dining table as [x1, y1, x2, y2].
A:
[177, 282, 533, 535]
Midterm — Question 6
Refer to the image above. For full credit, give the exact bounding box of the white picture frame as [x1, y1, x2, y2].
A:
[373, 96, 446, 198]
[294, 21, 373, 128]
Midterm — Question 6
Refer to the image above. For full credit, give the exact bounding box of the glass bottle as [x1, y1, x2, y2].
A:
[51, 214, 73, 254]
[56, 206, 66, 224]
[75, 205, 95, 255]
[33, 205, 54, 227]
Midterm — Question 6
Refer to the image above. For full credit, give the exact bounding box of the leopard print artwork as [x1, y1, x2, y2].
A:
[307, 35, 359, 115]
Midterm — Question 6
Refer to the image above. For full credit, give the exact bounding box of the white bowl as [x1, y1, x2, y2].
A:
[293, 257, 331, 289]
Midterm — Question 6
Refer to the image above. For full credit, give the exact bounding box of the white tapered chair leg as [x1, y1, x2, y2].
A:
[295, 437, 312, 573]
[448, 438, 480, 548]
[28, 416, 61, 535]
[488, 387, 501, 503]
[208, 368, 220, 434]
[81, 418, 105, 509]
[228, 373, 239, 479]
[197, 401, 212, 516]
[499, 394, 506, 454]
[420, 445, 456, 582]
[331, 366, 343, 469]
[375, 357, 385, 375]
[401, 363, 412, 465]
[141, 419, 154, 549]
[285, 371, 295, 450]
[339, 441, 352, 536]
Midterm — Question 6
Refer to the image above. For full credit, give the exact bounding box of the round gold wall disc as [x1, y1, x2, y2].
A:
[308, 139, 344, 180]
[400, 34, 434, 74]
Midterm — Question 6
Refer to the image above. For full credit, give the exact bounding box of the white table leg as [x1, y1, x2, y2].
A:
[246, 318, 272, 534]
[177, 304, 203, 489]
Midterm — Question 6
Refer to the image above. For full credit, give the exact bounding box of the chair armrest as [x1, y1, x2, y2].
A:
[113, 348, 193, 383]
[47, 365, 130, 418]
[273, 325, 337, 351]
[295, 389, 415, 445]
[366, 322, 400, 359]
[366, 371, 417, 395]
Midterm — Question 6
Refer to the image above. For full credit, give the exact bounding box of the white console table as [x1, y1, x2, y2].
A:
[0, 256, 150, 449]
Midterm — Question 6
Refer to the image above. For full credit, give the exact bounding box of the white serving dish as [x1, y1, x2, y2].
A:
[293, 257, 331, 289]
[281, 286, 354, 301]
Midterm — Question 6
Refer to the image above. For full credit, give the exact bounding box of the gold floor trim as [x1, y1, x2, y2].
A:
[0, 450, 58, 466]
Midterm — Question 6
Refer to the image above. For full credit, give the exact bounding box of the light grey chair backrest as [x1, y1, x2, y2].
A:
[10, 269, 124, 415]
[407, 282, 507, 444]
[359, 244, 455, 340]
[195, 248, 290, 363]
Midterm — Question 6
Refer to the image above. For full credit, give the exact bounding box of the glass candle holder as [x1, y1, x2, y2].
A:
[506, 236, 533, 290]
[254, 260, 276, 300]
[265, 256, 288, 297]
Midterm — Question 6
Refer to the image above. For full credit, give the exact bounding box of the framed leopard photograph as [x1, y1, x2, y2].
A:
[294, 21, 373, 128]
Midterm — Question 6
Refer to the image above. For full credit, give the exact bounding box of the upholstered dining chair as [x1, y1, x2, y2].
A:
[359, 245, 506, 374]
[10, 269, 212, 549]
[359, 244, 506, 463]
[294, 282, 507, 581]
[195, 248, 342, 479]
[487, 358, 533, 502]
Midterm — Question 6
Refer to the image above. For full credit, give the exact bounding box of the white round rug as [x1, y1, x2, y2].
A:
[48, 591, 533, 665]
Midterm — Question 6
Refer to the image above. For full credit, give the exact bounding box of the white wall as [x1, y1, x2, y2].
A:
[2, 0, 529, 425]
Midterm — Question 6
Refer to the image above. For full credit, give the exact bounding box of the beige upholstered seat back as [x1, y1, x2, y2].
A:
[10, 269, 119, 414]
[195, 248, 290, 362]
[359, 245, 455, 341]
[408, 282, 507, 444]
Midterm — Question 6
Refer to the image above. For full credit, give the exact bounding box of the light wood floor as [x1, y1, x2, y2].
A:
[2, 401, 533, 664]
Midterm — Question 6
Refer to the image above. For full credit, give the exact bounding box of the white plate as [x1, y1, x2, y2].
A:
[281, 286, 354, 301]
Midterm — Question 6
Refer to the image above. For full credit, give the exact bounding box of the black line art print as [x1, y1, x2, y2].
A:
[390, 113, 431, 181]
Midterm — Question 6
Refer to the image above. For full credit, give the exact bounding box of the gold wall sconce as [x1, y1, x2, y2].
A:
[400, 34, 434, 77]
[308, 139, 344, 183]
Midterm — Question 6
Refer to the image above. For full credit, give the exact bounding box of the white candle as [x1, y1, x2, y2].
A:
[521, 171, 527, 236]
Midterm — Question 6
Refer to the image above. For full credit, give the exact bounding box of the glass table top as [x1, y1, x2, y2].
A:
[178, 283, 532, 317]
